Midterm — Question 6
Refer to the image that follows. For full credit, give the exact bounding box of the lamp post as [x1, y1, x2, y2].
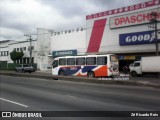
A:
[150, 12, 159, 56]
[24, 34, 32, 66]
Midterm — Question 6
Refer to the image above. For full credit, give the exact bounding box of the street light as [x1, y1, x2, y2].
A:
[150, 12, 159, 56]
[24, 34, 32, 66]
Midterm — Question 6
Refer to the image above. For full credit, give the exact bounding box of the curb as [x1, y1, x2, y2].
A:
[0, 72, 160, 88]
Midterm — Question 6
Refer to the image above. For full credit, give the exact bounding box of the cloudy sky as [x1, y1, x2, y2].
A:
[0, 0, 148, 41]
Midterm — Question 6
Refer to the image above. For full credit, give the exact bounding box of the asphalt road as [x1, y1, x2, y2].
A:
[0, 75, 160, 120]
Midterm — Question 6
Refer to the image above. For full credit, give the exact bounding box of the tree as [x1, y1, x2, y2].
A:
[10, 50, 24, 63]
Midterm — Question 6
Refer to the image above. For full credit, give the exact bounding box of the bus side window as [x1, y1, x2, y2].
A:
[86, 57, 96, 65]
[59, 58, 66, 66]
[67, 58, 75, 65]
[76, 57, 85, 65]
[53, 60, 58, 68]
[97, 57, 107, 65]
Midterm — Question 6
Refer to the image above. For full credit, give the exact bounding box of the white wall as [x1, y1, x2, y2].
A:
[36, 28, 53, 70]
[51, 29, 86, 55]
[0, 41, 9, 62]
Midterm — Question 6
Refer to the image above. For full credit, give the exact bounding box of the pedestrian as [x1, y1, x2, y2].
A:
[123, 65, 129, 74]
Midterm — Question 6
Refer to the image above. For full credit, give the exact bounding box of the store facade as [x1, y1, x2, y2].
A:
[85, 0, 160, 70]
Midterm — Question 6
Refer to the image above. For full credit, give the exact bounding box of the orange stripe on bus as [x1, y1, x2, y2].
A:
[94, 66, 108, 77]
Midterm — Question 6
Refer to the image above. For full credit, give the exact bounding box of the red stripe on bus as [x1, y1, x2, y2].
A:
[87, 18, 107, 53]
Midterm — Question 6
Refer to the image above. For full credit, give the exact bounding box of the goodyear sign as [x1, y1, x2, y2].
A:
[119, 30, 159, 46]
[52, 50, 77, 57]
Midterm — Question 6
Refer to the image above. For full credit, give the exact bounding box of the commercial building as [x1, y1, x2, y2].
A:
[85, 0, 160, 70]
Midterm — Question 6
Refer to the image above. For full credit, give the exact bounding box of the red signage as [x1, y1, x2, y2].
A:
[110, 8, 160, 28]
[86, 0, 160, 20]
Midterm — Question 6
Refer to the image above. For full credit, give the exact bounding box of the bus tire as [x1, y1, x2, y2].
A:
[58, 70, 65, 76]
[87, 71, 95, 78]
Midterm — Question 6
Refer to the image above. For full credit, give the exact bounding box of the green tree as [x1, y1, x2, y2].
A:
[10, 50, 24, 63]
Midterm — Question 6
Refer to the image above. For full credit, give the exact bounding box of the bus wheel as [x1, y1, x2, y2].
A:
[59, 71, 64, 76]
[87, 71, 95, 78]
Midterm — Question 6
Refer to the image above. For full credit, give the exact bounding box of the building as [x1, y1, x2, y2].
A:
[51, 27, 86, 57]
[86, 0, 160, 70]
[0, 39, 38, 69]
[8, 40, 37, 64]
[0, 28, 54, 70]
[0, 40, 10, 68]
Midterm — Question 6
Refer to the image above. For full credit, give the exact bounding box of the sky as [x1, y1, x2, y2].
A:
[0, 0, 149, 41]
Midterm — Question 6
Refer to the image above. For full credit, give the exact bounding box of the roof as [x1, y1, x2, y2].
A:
[0, 40, 11, 43]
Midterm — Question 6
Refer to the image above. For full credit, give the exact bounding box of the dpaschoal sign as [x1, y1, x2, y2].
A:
[119, 30, 160, 46]
[52, 50, 77, 57]
[110, 8, 160, 29]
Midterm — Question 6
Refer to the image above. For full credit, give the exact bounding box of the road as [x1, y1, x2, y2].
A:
[0, 75, 160, 120]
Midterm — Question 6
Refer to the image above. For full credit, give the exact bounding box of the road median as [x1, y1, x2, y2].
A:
[0, 71, 160, 88]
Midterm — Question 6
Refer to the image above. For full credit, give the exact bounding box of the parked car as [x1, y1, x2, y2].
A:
[15, 64, 35, 73]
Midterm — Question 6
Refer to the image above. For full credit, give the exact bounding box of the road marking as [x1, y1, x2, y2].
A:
[65, 95, 78, 99]
[0, 97, 28, 108]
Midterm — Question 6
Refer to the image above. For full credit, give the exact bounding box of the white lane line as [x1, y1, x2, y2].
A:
[0, 97, 28, 108]
[65, 95, 78, 99]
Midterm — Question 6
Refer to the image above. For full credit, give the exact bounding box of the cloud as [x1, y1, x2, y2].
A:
[0, 0, 150, 41]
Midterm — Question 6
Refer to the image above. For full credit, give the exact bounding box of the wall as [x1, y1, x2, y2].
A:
[36, 28, 53, 70]
[0, 41, 10, 62]
[51, 29, 86, 55]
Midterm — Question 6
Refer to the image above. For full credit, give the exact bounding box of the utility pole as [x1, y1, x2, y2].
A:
[24, 34, 32, 66]
[149, 12, 159, 56]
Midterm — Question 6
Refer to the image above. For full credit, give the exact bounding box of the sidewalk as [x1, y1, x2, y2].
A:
[119, 72, 160, 84]
[0, 70, 160, 88]
[35, 70, 160, 85]
[35, 69, 52, 75]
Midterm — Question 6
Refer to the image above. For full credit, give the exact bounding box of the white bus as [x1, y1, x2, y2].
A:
[52, 54, 119, 77]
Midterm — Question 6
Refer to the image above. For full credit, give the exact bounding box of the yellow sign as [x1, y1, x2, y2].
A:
[124, 56, 135, 60]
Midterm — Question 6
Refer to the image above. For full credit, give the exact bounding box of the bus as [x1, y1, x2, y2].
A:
[52, 54, 119, 77]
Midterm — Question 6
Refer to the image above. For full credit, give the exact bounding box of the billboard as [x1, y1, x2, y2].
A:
[110, 8, 160, 28]
[119, 30, 159, 46]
